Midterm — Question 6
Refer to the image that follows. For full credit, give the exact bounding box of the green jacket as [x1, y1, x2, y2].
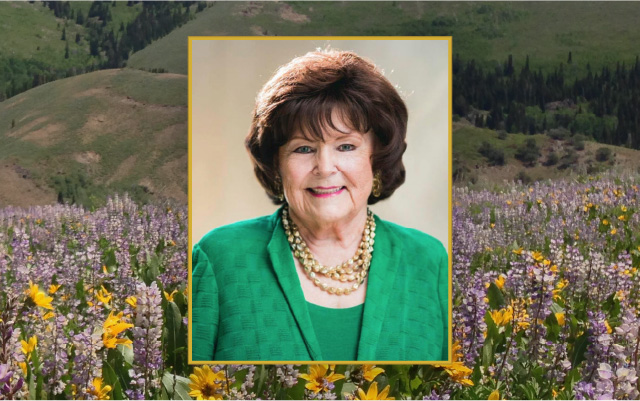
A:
[191, 207, 449, 362]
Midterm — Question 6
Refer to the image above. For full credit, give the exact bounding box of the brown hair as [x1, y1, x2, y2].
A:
[245, 49, 408, 205]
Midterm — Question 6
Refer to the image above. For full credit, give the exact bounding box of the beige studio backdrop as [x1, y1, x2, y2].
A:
[191, 38, 450, 249]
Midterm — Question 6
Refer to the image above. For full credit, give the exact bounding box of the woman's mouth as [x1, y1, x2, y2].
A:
[307, 186, 346, 198]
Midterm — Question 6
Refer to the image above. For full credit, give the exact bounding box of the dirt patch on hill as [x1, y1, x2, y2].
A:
[279, 3, 309, 23]
[107, 155, 138, 185]
[156, 155, 188, 203]
[251, 25, 268, 36]
[0, 164, 56, 207]
[74, 88, 108, 98]
[74, 151, 102, 165]
[153, 123, 187, 148]
[22, 123, 65, 146]
[154, 73, 186, 80]
[5, 96, 26, 109]
[80, 114, 107, 144]
[237, 2, 263, 17]
[8, 116, 49, 138]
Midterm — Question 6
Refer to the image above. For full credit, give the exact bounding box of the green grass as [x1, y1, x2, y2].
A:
[69, 1, 143, 33]
[0, 68, 187, 205]
[128, 1, 640, 78]
[453, 124, 547, 165]
[0, 2, 90, 67]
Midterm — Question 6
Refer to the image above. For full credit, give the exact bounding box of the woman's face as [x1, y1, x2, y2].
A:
[278, 115, 375, 229]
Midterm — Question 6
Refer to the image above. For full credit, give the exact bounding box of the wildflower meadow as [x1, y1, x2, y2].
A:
[1, 173, 640, 400]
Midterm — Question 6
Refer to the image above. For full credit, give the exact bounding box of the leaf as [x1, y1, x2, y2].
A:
[118, 343, 134, 365]
[103, 362, 124, 400]
[482, 338, 494, 370]
[285, 379, 306, 400]
[563, 367, 581, 392]
[162, 372, 193, 400]
[332, 365, 348, 397]
[165, 301, 184, 357]
[571, 333, 589, 368]
[487, 283, 505, 309]
[341, 382, 357, 399]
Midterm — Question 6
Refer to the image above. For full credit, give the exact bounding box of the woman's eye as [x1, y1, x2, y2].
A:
[294, 146, 313, 154]
[338, 144, 356, 151]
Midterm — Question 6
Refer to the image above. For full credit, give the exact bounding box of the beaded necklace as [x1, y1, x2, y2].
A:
[282, 205, 375, 296]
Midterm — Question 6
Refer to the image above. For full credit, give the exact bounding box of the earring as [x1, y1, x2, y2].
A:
[372, 171, 382, 198]
[275, 175, 285, 202]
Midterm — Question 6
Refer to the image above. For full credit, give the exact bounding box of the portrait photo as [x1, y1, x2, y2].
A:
[189, 37, 451, 363]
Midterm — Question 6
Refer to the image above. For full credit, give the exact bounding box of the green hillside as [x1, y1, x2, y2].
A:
[0, 68, 187, 207]
[128, 2, 640, 77]
[453, 122, 640, 187]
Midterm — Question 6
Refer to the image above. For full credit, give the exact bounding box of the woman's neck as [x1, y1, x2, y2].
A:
[288, 207, 369, 265]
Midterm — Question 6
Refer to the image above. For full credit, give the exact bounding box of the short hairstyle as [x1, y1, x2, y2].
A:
[245, 49, 408, 205]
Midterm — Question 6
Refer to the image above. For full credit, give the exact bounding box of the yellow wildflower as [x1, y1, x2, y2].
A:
[96, 286, 112, 305]
[21, 335, 37, 358]
[506, 200, 512, 205]
[494, 275, 506, 290]
[189, 365, 225, 400]
[102, 265, 108, 274]
[552, 388, 558, 398]
[89, 377, 112, 400]
[48, 284, 61, 294]
[164, 289, 178, 302]
[490, 223, 495, 229]
[618, 215, 626, 221]
[555, 312, 566, 326]
[102, 311, 133, 349]
[432, 341, 474, 386]
[43, 311, 55, 320]
[611, 228, 617, 235]
[605, 320, 612, 334]
[488, 389, 500, 400]
[621, 205, 628, 212]
[299, 365, 346, 393]
[27, 281, 54, 310]
[361, 365, 384, 382]
[602, 219, 609, 225]
[531, 251, 544, 262]
[125, 296, 137, 309]
[356, 382, 394, 400]
[490, 307, 513, 326]
[511, 299, 530, 331]
[512, 248, 523, 255]
[19, 362, 27, 375]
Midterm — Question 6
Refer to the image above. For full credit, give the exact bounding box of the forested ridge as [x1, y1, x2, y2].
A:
[454, 53, 640, 149]
[0, 1, 208, 100]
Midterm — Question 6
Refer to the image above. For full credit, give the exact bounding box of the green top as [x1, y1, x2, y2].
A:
[191, 207, 449, 362]
[307, 302, 364, 361]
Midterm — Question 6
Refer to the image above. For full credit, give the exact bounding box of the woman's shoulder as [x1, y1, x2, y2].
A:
[195, 212, 277, 254]
[376, 217, 447, 256]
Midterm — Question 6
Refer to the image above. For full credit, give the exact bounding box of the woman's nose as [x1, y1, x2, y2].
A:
[314, 148, 338, 176]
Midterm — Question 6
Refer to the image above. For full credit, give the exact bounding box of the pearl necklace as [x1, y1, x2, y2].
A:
[282, 206, 376, 296]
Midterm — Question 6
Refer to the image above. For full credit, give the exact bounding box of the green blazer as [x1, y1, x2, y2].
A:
[191, 207, 449, 362]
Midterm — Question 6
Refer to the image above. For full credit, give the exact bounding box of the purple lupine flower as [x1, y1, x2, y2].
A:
[127, 281, 163, 399]
[41, 315, 69, 395]
[70, 327, 103, 398]
[276, 364, 299, 388]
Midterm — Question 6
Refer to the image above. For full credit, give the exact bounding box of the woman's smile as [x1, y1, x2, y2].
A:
[307, 186, 346, 197]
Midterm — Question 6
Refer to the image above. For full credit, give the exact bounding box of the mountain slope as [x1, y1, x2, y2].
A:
[0, 68, 187, 207]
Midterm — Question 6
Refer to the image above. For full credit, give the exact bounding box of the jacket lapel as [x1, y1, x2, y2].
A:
[267, 208, 323, 360]
[357, 216, 402, 360]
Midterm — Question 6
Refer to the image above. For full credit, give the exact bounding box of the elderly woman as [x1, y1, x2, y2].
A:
[192, 49, 448, 361]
